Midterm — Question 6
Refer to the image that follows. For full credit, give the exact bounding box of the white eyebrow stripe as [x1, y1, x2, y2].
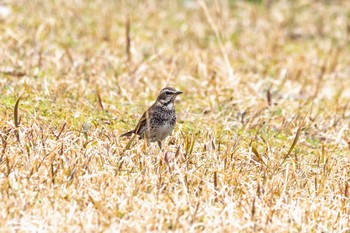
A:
[162, 90, 176, 94]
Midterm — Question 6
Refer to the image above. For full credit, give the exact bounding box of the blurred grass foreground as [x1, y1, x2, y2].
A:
[0, 0, 350, 232]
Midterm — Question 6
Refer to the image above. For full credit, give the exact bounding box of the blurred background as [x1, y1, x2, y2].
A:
[1, 1, 350, 231]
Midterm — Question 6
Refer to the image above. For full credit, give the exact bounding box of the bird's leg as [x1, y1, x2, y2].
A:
[142, 134, 151, 147]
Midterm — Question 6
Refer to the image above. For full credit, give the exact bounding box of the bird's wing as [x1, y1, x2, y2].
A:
[134, 106, 154, 135]
[120, 104, 156, 138]
[120, 130, 134, 137]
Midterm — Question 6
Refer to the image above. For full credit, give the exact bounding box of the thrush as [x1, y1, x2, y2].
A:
[120, 87, 183, 148]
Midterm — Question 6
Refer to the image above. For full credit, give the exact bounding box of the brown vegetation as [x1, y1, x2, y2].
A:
[1, 0, 350, 232]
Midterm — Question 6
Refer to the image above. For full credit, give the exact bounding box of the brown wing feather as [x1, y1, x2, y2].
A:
[120, 130, 134, 137]
[120, 104, 155, 138]
[134, 105, 154, 135]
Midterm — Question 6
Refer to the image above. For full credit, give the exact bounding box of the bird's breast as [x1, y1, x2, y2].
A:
[149, 106, 176, 141]
[154, 120, 175, 141]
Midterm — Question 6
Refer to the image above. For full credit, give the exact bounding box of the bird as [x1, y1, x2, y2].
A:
[120, 87, 183, 148]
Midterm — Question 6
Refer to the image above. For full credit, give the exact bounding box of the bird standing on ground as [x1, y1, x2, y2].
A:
[120, 87, 183, 148]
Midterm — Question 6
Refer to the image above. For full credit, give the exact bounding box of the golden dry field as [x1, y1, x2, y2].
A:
[1, 0, 350, 232]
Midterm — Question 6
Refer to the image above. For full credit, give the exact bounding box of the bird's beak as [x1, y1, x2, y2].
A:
[175, 90, 183, 95]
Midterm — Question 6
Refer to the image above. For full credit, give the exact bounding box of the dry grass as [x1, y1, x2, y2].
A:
[1, 0, 350, 232]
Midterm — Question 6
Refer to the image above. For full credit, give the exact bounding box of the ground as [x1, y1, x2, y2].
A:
[1, 0, 350, 232]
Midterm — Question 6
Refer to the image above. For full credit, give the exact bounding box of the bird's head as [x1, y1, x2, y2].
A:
[157, 87, 183, 105]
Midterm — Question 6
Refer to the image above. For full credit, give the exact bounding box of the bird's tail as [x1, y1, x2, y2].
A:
[120, 130, 134, 137]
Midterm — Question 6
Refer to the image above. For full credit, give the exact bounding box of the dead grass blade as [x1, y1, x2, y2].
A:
[251, 145, 266, 167]
[281, 112, 309, 165]
[125, 14, 131, 62]
[123, 134, 136, 152]
[267, 88, 272, 106]
[14, 95, 22, 143]
[55, 122, 66, 140]
[184, 133, 196, 158]
[0, 69, 26, 77]
[96, 88, 104, 111]
[0, 135, 7, 162]
[83, 121, 90, 140]
[345, 182, 349, 198]
[68, 168, 77, 182]
[174, 146, 181, 159]
[213, 171, 218, 191]
[64, 48, 74, 65]
[251, 197, 256, 220]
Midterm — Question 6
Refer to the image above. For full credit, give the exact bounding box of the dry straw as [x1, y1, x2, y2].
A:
[0, 0, 350, 232]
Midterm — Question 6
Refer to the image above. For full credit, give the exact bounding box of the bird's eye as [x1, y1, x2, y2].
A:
[165, 91, 171, 95]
